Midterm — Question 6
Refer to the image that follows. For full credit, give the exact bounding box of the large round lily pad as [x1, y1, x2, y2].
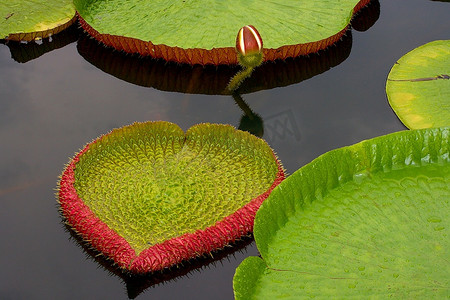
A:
[386, 40, 450, 129]
[75, 0, 371, 64]
[1, 0, 76, 41]
[58, 121, 284, 273]
[234, 127, 449, 299]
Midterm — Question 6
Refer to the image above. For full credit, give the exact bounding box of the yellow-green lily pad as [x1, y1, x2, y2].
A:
[0, 0, 76, 41]
[386, 40, 450, 129]
[234, 127, 449, 299]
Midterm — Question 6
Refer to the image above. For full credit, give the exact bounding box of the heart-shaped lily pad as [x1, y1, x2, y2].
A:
[234, 127, 449, 299]
[58, 121, 284, 273]
[1, 0, 76, 41]
[386, 40, 450, 129]
[75, 0, 371, 64]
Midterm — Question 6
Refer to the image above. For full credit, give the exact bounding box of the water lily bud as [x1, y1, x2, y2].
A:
[235, 25, 263, 69]
[236, 25, 263, 56]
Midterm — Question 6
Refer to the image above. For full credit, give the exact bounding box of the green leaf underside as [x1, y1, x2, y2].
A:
[386, 40, 450, 129]
[0, 0, 75, 39]
[73, 122, 278, 254]
[74, 0, 359, 49]
[234, 127, 449, 299]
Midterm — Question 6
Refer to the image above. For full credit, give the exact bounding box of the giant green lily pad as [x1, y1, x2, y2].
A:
[75, 0, 371, 64]
[386, 40, 450, 129]
[1, 0, 76, 41]
[234, 127, 449, 299]
[58, 121, 284, 273]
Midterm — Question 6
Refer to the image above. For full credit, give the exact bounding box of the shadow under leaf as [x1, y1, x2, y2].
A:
[351, 0, 381, 32]
[77, 30, 354, 95]
[1, 24, 80, 63]
[62, 221, 254, 299]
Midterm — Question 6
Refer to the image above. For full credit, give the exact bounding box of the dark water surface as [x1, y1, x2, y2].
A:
[0, 0, 449, 299]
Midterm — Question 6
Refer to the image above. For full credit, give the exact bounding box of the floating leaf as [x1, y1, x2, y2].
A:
[74, 0, 371, 64]
[58, 121, 284, 273]
[234, 127, 449, 299]
[0, 0, 76, 41]
[386, 40, 450, 129]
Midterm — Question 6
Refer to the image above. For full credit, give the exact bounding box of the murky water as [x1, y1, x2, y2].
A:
[0, 0, 448, 299]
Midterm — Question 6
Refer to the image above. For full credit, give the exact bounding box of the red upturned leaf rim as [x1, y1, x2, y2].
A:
[77, 0, 371, 65]
[58, 133, 285, 274]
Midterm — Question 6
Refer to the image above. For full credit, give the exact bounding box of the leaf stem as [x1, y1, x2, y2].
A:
[226, 66, 254, 93]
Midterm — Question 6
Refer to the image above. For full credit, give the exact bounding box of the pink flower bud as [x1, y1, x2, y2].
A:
[236, 25, 263, 56]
